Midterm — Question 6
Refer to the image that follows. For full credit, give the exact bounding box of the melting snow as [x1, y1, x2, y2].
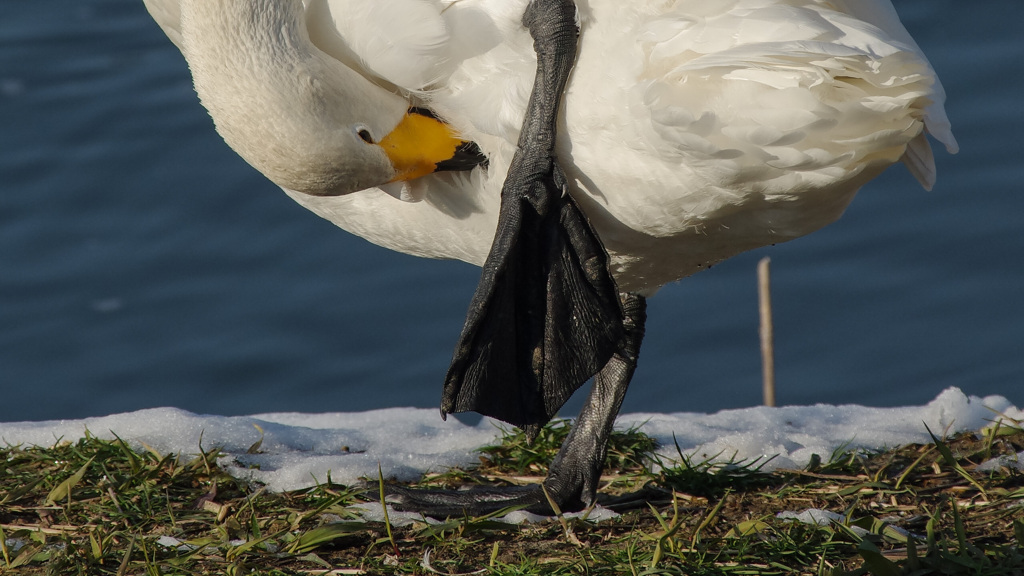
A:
[0, 388, 1019, 493]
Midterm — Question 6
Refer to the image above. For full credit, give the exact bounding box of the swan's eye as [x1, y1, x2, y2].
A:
[355, 126, 374, 144]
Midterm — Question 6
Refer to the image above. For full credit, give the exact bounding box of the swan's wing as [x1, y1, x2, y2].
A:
[142, 0, 182, 49]
[304, 0, 453, 91]
[828, 0, 959, 187]
[631, 2, 954, 193]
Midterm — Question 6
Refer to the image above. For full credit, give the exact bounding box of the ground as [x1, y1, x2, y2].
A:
[1, 419, 1022, 575]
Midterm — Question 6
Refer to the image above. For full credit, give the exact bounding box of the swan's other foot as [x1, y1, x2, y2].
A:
[384, 484, 551, 517]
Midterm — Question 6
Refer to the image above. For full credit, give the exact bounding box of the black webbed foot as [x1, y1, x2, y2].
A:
[440, 163, 624, 429]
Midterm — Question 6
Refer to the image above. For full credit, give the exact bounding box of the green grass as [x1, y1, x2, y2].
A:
[1, 420, 1022, 575]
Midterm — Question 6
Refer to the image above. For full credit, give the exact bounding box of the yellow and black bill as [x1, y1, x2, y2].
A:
[380, 107, 489, 182]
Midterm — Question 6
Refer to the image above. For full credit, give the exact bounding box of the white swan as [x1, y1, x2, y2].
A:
[142, 0, 957, 513]
[143, 0, 956, 295]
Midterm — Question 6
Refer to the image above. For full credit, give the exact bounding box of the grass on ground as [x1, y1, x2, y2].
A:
[1, 417, 1022, 575]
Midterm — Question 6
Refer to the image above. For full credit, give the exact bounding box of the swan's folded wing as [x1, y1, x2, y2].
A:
[828, 0, 958, 157]
[305, 0, 452, 91]
[631, 2, 954, 198]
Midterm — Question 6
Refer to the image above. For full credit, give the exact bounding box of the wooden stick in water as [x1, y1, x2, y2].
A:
[758, 257, 776, 407]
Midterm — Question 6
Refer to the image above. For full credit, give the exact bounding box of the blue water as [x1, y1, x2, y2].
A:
[2, 0, 1022, 423]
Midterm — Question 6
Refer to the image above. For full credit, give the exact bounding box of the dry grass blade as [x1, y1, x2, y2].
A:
[45, 456, 96, 505]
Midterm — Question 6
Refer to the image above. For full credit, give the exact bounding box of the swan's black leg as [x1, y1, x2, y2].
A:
[384, 0, 644, 517]
[440, 0, 623, 430]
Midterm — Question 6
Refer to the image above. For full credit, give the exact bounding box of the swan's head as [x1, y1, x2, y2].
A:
[179, 0, 485, 197]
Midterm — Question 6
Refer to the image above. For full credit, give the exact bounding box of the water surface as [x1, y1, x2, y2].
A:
[2, 0, 1021, 422]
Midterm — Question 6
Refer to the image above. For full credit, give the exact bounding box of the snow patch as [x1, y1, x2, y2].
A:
[0, 388, 1019, 493]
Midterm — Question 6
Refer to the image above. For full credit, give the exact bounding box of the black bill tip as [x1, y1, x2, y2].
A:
[436, 140, 489, 172]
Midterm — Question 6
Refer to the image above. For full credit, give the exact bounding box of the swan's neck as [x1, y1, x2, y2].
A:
[184, 1, 309, 62]
[178, 0, 407, 195]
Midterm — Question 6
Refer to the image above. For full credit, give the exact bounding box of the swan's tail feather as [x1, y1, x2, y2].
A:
[901, 131, 937, 191]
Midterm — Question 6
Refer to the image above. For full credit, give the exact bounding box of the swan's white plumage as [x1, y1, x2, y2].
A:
[144, 0, 956, 295]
